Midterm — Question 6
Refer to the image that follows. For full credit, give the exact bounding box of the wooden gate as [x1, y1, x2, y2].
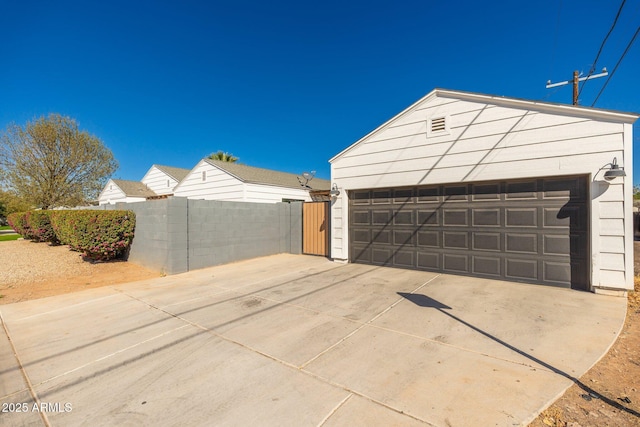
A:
[303, 202, 330, 256]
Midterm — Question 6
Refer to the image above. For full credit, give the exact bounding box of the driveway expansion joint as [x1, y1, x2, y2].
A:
[1, 311, 51, 427]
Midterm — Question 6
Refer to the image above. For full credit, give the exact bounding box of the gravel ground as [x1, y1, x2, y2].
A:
[0, 240, 158, 304]
[0, 240, 104, 286]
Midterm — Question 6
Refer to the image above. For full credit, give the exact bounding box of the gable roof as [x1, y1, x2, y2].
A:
[153, 164, 191, 182]
[203, 159, 331, 191]
[330, 88, 640, 163]
[112, 179, 158, 198]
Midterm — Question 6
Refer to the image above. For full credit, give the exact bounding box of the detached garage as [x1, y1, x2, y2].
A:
[329, 89, 638, 293]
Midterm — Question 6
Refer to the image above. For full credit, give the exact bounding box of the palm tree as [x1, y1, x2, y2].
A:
[207, 151, 238, 163]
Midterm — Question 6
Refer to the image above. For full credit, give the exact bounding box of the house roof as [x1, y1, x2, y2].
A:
[153, 165, 191, 182]
[203, 159, 331, 191]
[112, 179, 158, 198]
[330, 88, 640, 163]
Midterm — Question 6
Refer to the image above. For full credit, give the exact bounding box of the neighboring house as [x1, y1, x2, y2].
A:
[173, 158, 331, 203]
[329, 88, 638, 294]
[98, 179, 157, 205]
[141, 164, 191, 196]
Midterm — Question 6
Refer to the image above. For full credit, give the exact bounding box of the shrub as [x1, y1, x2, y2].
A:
[7, 211, 34, 239]
[50, 210, 135, 260]
[27, 211, 58, 244]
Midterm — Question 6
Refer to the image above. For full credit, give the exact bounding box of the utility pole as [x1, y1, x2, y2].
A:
[546, 68, 608, 105]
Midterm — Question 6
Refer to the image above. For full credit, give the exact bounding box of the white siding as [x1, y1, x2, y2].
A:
[173, 160, 245, 201]
[330, 92, 636, 291]
[244, 183, 311, 203]
[141, 166, 179, 196]
[98, 180, 146, 205]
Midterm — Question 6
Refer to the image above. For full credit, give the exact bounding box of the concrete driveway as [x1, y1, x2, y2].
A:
[0, 254, 626, 426]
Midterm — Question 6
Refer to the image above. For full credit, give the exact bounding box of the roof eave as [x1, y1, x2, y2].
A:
[435, 89, 640, 123]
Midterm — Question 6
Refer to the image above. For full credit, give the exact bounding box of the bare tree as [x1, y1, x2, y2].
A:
[0, 114, 118, 209]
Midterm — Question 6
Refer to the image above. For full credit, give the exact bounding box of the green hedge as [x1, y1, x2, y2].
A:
[7, 212, 34, 239]
[27, 211, 58, 243]
[50, 210, 136, 260]
[7, 210, 136, 261]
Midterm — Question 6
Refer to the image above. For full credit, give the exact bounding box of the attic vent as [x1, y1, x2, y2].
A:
[431, 117, 446, 132]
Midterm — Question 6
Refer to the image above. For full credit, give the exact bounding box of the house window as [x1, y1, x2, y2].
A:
[427, 116, 450, 137]
[202, 171, 206, 181]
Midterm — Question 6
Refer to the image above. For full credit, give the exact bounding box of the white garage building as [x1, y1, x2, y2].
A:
[329, 89, 638, 293]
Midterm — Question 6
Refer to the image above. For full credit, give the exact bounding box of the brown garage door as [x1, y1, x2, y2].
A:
[349, 176, 589, 290]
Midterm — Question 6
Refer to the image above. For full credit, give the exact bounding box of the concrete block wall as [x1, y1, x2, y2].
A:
[85, 197, 303, 274]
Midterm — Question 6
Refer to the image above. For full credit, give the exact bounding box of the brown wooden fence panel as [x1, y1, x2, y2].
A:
[303, 202, 329, 256]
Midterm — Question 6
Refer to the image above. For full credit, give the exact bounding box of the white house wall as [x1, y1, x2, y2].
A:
[173, 160, 245, 201]
[98, 180, 145, 205]
[244, 183, 312, 203]
[142, 166, 179, 196]
[330, 93, 635, 292]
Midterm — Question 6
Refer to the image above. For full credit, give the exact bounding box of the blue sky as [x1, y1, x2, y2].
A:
[1, 0, 639, 183]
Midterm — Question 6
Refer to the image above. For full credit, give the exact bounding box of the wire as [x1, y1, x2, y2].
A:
[592, 26, 640, 107]
[578, 0, 627, 98]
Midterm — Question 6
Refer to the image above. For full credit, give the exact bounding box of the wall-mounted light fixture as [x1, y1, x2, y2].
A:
[603, 157, 626, 181]
[329, 184, 340, 197]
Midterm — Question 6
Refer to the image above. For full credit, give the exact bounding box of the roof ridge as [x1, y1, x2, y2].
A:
[203, 158, 330, 190]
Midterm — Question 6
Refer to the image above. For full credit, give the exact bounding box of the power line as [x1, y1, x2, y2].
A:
[578, 0, 627, 98]
[592, 26, 640, 107]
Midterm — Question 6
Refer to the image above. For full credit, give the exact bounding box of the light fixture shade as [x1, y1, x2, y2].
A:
[329, 184, 340, 197]
[604, 167, 626, 180]
[604, 157, 626, 181]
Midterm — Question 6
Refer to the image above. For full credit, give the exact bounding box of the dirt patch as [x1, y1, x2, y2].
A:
[0, 240, 159, 305]
[529, 242, 640, 427]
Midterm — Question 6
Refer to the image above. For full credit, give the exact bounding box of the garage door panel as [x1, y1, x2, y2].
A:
[543, 261, 572, 285]
[505, 181, 537, 199]
[372, 190, 391, 204]
[393, 230, 416, 246]
[393, 251, 415, 267]
[443, 232, 469, 249]
[352, 245, 372, 263]
[505, 258, 538, 280]
[352, 210, 371, 225]
[353, 191, 372, 204]
[472, 183, 501, 200]
[372, 230, 391, 244]
[350, 176, 589, 290]
[372, 248, 391, 264]
[443, 209, 468, 226]
[544, 205, 586, 230]
[444, 185, 469, 201]
[394, 211, 414, 225]
[543, 177, 586, 200]
[372, 210, 391, 225]
[418, 252, 440, 269]
[472, 256, 501, 276]
[417, 187, 440, 202]
[505, 233, 538, 254]
[418, 210, 439, 225]
[506, 208, 538, 227]
[352, 229, 371, 243]
[393, 188, 414, 203]
[473, 209, 500, 226]
[473, 233, 501, 251]
[417, 231, 439, 247]
[444, 254, 469, 272]
[543, 235, 570, 255]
